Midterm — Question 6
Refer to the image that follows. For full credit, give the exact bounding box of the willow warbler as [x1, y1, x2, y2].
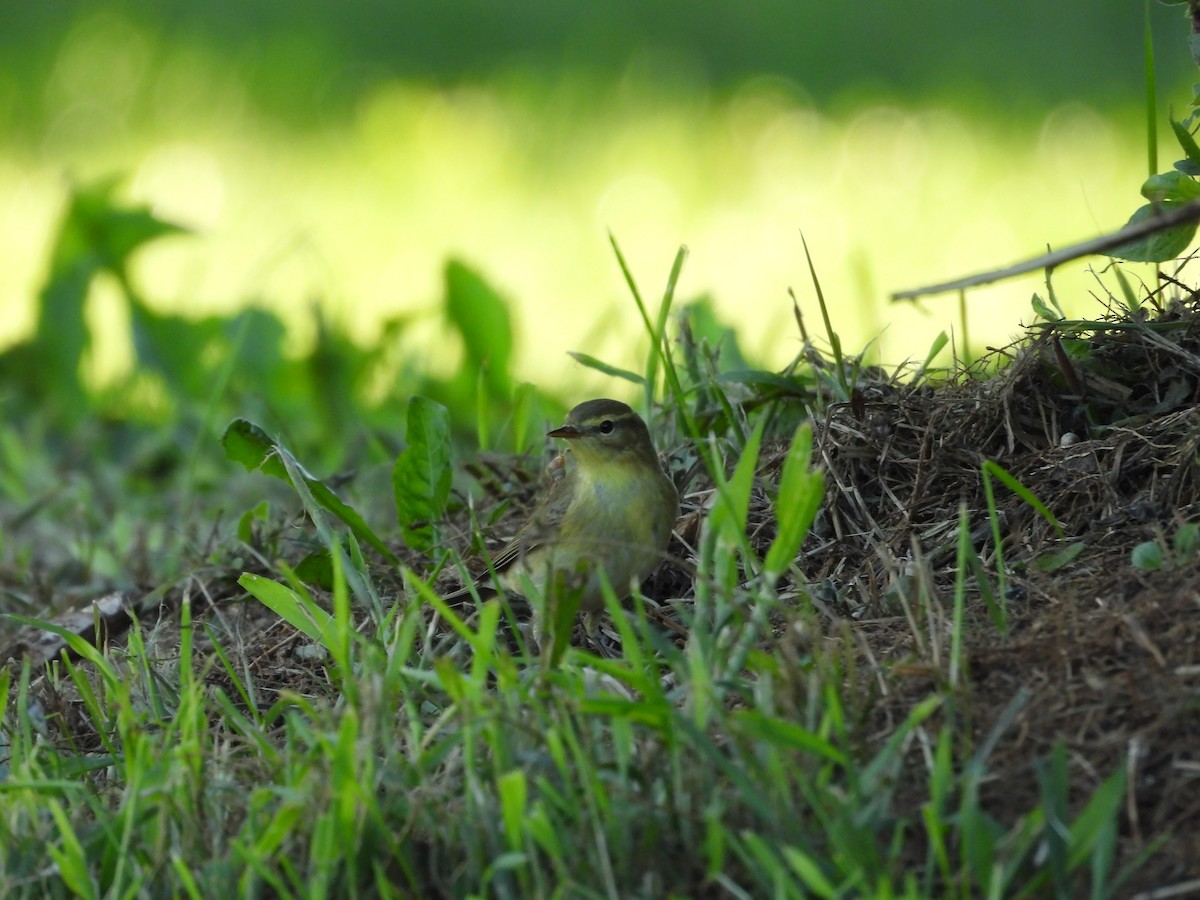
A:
[462, 398, 678, 644]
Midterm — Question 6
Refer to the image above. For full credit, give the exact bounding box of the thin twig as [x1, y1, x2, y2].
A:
[891, 199, 1200, 302]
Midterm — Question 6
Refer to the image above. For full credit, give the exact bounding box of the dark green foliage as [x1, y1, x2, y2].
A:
[0, 178, 185, 418]
[0, 2, 1185, 137]
[392, 397, 453, 552]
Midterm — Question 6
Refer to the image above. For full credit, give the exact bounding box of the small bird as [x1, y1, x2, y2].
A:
[455, 398, 678, 651]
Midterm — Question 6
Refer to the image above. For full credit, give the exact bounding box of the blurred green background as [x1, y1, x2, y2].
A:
[0, 1, 1193, 392]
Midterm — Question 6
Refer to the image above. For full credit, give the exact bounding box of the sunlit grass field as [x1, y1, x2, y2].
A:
[0, 11, 1177, 391]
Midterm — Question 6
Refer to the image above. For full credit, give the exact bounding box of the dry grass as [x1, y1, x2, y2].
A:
[796, 294, 1200, 890]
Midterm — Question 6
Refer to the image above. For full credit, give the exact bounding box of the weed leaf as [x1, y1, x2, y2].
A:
[222, 418, 398, 565]
[393, 397, 452, 551]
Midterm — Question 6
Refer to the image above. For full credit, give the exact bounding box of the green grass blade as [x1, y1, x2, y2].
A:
[708, 418, 765, 549]
[764, 422, 825, 583]
[565, 351, 646, 385]
[800, 231, 846, 397]
[239, 573, 334, 646]
[980, 461, 1062, 537]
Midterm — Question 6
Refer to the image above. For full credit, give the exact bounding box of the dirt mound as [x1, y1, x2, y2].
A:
[807, 295, 1200, 888]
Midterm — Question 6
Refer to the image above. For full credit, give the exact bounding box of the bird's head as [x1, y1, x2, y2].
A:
[548, 398, 659, 468]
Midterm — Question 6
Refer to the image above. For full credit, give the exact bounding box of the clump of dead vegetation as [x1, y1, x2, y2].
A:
[798, 289, 1200, 889]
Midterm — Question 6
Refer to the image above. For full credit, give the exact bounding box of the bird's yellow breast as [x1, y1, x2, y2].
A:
[506, 454, 676, 611]
[560, 458, 667, 545]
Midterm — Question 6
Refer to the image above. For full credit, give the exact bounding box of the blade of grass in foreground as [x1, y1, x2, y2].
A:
[764, 422, 824, 585]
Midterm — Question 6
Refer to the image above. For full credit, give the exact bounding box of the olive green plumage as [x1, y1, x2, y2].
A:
[458, 398, 678, 644]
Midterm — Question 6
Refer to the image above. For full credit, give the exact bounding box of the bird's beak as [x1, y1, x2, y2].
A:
[547, 423, 584, 439]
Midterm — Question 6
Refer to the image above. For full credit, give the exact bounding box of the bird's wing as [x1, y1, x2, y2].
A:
[487, 470, 574, 572]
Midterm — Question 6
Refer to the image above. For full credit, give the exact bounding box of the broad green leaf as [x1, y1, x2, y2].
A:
[1174, 157, 1200, 177]
[223, 417, 301, 480]
[1130, 541, 1163, 570]
[1108, 201, 1198, 263]
[392, 397, 452, 551]
[1140, 170, 1200, 203]
[222, 418, 398, 565]
[444, 260, 512, 399]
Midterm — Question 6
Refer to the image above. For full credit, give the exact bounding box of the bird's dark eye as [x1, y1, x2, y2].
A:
[599, 420, 614, 434]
